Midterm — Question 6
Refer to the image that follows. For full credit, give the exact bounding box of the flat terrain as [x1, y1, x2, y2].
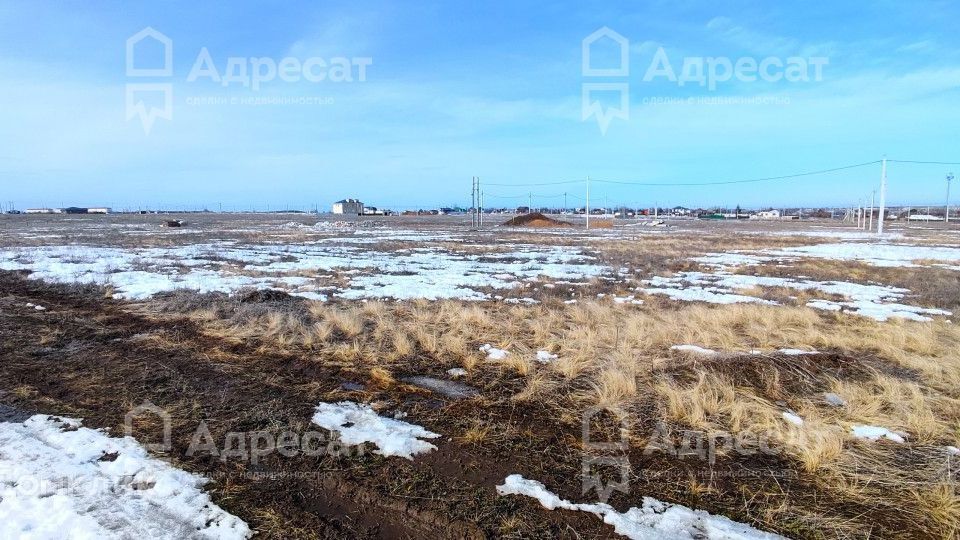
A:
[1, 213, 959, 539]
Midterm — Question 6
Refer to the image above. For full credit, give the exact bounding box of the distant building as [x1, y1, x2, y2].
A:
[87, 207, 111, 214]
[750, 210, 781, 220]
[362, 206, 388, 216]
[25, 208, 57, 214]
[332, 199, 363, 215]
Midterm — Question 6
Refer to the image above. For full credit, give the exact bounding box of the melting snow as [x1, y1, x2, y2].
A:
[496, 474, 785, 540]
[670, 345, 717, 356]
[778, 349, 819, 355]
[0, 414, 250, 539]
[767, 243, 960, 268]
[480, 344, 509, 360]
[0, 241, 608, 302]
[642, 271, 950, 322]
[311, 401, 440, 460]
[781, 412, 804, 426]
[536, 350, 558, 363]
[823, 393, 847, 407]
[850, 425, 906, 443]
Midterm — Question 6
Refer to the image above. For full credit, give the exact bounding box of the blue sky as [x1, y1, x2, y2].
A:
[0, 0, 958, 210]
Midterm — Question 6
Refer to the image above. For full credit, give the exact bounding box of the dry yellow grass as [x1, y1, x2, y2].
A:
[159, 296, 960, 538]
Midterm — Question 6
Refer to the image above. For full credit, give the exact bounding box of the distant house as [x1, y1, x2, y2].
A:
[750, 210, 781, 220]
[332, 199, 363, 215]
[362, 206, 388, 216]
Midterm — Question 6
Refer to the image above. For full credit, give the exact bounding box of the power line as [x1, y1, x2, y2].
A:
[481, 179, 584, 187]
[485, 192, 566, 199]
[475, 160, 884, 189]
[591, 160, 881, 186]
[888, 160, 960, 166]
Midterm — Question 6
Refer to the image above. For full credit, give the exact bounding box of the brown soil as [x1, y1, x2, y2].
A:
[502, 212, 573, 228]
[0, 271, 930, 539]
[0, 271, 609, 539]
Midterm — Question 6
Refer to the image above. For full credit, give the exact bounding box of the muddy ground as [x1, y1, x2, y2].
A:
[0, 270, 845, 539]
[0, 271, 614, 538]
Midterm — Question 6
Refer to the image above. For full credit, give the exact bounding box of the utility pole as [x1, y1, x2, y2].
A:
[869, 190, 875, 232]
[472, 176, 481, 228]
[470, 177, 475, 228]
[877, 157, 888, 235]
[564, 192, 567, 214]
[946, 173, 954, 224]
[528, 192, 532, 214]
[586, 176, 591, 229]
[479, 185, 483, 228]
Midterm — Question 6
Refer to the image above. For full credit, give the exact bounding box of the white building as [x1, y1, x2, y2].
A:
[87, 207, 111, 214]
[750, 210, 781, 220]
[24, 208, 57, 214]
[907, 214, 944, 221]
[332, 199, 364, 215]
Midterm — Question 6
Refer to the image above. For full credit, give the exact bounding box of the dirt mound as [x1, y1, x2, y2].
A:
[502, 212, 572, 228]
[238, 289, 294, 303]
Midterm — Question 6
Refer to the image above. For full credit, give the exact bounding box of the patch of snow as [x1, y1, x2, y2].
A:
[479, 344, 509, 360]
[311, 401, 440, 460]
[643, 271, 950, 322]
[766, 243, 960, 268]
[670, 345, 717, 356]
[446, 368, 467, 378]
[694, 253, 774, 268]
[781, 412, 804, 426]
[0, 414, 250, 539]
[823, 393, 847, 407]
[536, 350, 558, 363]
[850, 425, 905, 443]
[642, 282, 774, 305]
[504, 297, 540, 304]
[496, 474, 785, 540]
[807, 299, 950, 322]
[778, 349, 819, 355]
[0, 242, 609, 302]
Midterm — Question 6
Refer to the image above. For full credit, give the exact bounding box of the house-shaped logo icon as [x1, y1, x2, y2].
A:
[126, 27, 172, 77]
[582, 27, 629, 77]
[124, 401, 172, 452]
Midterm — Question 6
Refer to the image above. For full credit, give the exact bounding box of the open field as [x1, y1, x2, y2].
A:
[2, 213, 959, 538]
